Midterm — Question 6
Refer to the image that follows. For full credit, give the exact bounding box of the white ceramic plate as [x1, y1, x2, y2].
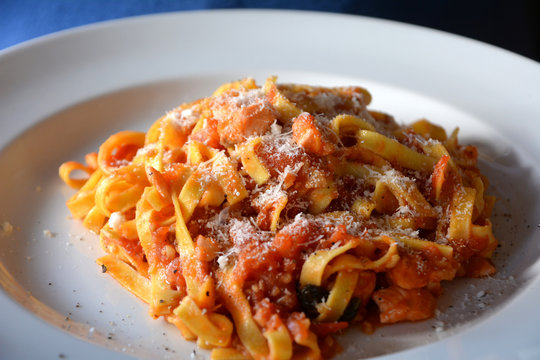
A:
[1, 10, 539, 360]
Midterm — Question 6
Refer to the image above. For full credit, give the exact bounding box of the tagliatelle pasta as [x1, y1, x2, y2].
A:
[59, 77, 498, 359]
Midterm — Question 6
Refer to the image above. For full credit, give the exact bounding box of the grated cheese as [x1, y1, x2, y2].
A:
[171, 107, 199, 129]
[270, 120, 282, 135]
[108, 212, 125, 231]
[43, 229, 55, 238]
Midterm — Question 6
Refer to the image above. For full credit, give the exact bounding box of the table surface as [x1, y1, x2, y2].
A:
[1, 0, 539, 62]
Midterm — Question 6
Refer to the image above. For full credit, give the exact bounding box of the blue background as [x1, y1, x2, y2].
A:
[1, 0, 539, 61]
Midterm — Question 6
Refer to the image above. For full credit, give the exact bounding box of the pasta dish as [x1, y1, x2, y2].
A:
[59, 77, 498, 359]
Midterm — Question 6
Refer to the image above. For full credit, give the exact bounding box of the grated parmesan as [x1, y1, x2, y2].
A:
[43, 229, 55, 238]
[108, 212, 125, 231]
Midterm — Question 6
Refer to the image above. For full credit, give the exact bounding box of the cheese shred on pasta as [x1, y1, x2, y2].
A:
[60, 77, 498, 359]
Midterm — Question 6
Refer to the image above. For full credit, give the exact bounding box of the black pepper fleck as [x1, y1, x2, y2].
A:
[101, 264, 107, 273]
